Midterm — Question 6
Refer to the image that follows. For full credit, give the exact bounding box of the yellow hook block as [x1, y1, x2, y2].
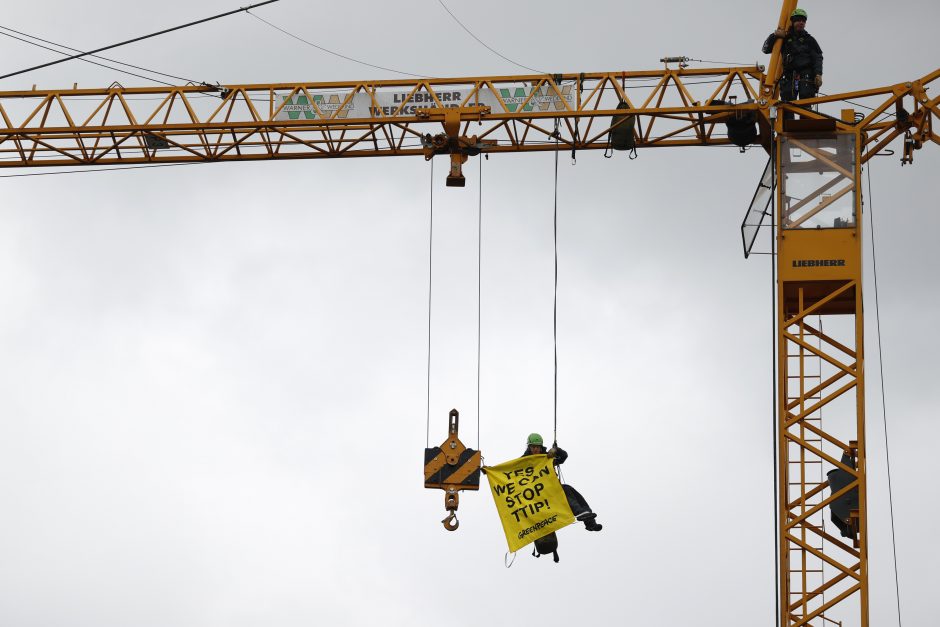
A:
[424, 409, 481, 531]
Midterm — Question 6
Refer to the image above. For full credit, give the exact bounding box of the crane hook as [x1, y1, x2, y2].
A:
[442, 511, 460, 531]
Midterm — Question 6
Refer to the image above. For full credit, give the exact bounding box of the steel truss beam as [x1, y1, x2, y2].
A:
[0, 67, 934, 169]
[776, 125, 869, 626]
[780, 285, 866, 627]
[0, 68, 763, 168]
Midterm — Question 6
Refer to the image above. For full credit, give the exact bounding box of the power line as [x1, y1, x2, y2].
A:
[0, 25, 197, 85]
[0, 0, 281, 83]
[245, 11, 427, 79]
[436, 0, 545, 75]
[0, 162, 204, 179]
[0, 29, 177, 87]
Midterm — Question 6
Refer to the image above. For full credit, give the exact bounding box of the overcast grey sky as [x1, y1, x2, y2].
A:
[0, 1, 937, 626]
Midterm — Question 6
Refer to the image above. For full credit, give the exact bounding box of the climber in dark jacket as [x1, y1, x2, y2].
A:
[523, 433, 602, 531]
[762, 8, 823, 102]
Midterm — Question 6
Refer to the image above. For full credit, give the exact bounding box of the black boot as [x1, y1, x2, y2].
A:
[579, 512, 603, 532]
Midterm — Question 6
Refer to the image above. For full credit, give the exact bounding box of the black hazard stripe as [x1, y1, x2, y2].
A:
[424, 447, 442, 465]
[424, 447, 447, 481]
[424, 448, 481, 487]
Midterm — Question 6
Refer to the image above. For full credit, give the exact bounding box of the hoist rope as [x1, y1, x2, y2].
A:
[552, 125, 560, 445]
[426, 159, 434, 448]
[770, 135, 781, 627]
[477, 156, 483, 450]
[866, 163, 904, 627]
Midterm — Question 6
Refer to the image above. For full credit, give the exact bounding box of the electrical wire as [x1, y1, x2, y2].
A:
[0, 161, 205, 178]
[245, 11, 427, 79]
[0, 1, 281, 82]
[866, 162, 904, 627]
[0, 25, 197, 85]
[436, 0, 545, 75]
[0, 30, 178, 87]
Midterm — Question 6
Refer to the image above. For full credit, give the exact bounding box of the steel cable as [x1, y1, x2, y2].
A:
[245, 10, 427, 78]
[0, 1, 281, 82]
[552, 124, 559, 445]
[0, 25, 197, 85]
[436, 0, 544, 75]
[426, 159, 434, 448]
[477, 156, 483, 451]
[866, 162, 904, 627]
[770, 132, 781, 627]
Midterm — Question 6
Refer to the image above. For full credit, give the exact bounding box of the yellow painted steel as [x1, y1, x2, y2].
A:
[0, 68, 934, 175]
[0, 69, 770, 169]
[775, 119, 868, 626]
[761, 0, 799, 99]
[0, 7, 935, 622]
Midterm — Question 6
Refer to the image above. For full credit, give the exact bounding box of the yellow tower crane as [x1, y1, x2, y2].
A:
[0, 1, 936, 625]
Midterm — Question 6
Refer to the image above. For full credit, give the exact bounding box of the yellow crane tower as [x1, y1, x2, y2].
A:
[0, 1, 936, 625]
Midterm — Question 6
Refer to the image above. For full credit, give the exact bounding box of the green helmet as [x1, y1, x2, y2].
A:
[527, 433, 544, 446]
[790, 8, 808, 21]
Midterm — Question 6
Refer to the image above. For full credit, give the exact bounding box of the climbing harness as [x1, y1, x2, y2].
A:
[532, 532, 560, 563]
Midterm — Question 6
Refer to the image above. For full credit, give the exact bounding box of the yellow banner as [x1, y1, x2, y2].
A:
[483, 454, 575, 553]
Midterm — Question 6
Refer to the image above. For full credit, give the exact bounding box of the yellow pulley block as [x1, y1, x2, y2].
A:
[424, 408, 481, 531]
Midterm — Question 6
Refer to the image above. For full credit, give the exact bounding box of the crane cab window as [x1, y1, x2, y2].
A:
[780, 135, 857, 230]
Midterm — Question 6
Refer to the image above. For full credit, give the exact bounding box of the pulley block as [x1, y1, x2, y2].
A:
[424, 408, 481, 531]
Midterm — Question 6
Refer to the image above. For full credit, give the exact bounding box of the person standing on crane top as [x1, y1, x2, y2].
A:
[762, 8, 823, 103]
[524, 433, 602, 531]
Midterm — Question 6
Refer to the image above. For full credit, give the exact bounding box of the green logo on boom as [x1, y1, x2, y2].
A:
[498, 86, 570, 113]
[281, 95, 321, 120]
[499, 88, 533, 113]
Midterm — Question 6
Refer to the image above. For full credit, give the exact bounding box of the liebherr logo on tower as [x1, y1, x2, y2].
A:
[792, 259, 847, 267]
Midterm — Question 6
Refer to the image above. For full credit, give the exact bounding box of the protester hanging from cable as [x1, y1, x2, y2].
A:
[523, 433, 602, 532]
[762, 8, 823, 104]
